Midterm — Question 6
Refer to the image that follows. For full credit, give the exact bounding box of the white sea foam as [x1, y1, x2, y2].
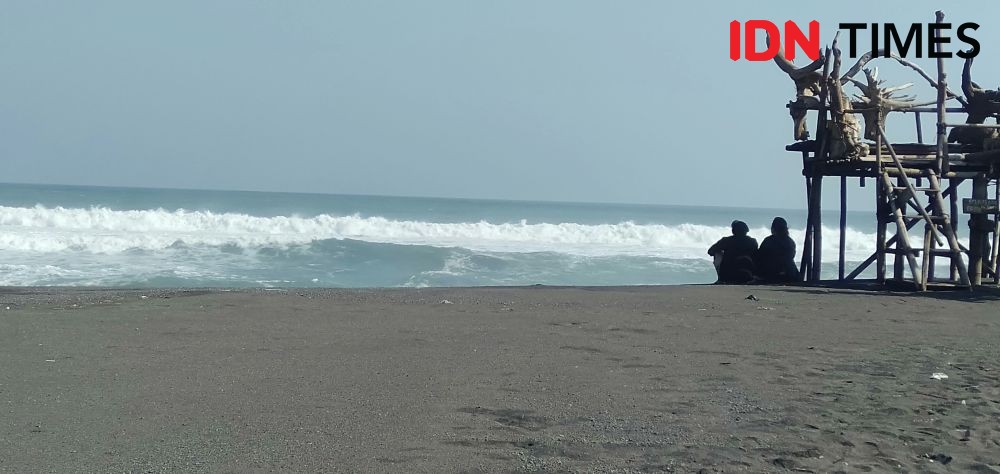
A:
[0, 205, 880, 260]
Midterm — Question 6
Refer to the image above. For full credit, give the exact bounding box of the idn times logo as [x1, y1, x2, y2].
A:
[730, 20, 981, 61]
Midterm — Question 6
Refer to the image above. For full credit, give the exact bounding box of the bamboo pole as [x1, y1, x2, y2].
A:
[811, 176, 823, 281]
[876, 201, 887, 282]
[894, 176, 907, 281]
[839, 175, 847, 280]
[803, 47, 832, 283]
[921, 223, 932, 290]
[800, 175, 813, 281]
[929, 172, 972, 287]
[876, 130, 887, 283]
[880, 173, 923, 285]
[969, 177, 988, 286]
[934, 10, 949, 175]
[846, 184, 960, 280]
[915, 112, 924, 144]
[950, 179, 959, 281]
[992, 182, 1000, 285]
[845, 208, 927, 280]
[929, 217, 937, 283]
[945, 123, 1000, 129]
[876, 126, 946, 245]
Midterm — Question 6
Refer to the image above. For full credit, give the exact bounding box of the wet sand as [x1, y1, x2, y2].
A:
[1, 285, 999, 472]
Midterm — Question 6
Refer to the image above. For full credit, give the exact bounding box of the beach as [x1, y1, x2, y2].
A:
[1, 285, 998, 472]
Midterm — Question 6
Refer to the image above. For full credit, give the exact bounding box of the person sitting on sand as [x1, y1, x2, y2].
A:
[707, 220, 758, 284]
[755, 217, 800, 283]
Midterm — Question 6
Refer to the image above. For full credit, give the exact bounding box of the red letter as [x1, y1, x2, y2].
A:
[784, 20, 820, 61]
[730, 21, 741, 60]
[745, 20, 780, 61]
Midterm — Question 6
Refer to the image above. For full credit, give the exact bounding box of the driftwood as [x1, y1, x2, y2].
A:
[848, 68, 934, 141]
[826, 38, 868, 160]
[948, 57, 1000, 150]
[767, 33, 824, 140]
[840, 49, 967, 107]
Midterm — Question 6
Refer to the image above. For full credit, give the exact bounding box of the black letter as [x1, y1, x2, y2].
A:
[871, 23, 879, 57]
[928, 23, 952, 58]
[885, 23, 922, 57]
[839, 23, 866, 57]
[957, 22, 980, 59]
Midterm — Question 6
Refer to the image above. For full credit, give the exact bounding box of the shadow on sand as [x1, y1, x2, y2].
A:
[766, 281, 1000, 303]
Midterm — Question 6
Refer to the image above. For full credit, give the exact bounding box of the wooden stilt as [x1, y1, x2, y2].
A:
[935, 10, 950, 176]
[811, 176, 823, 281]
[800, 176, 813, 281]
[992, 183, 1000, 286]
[921, 222, 932, 291]
[839, 175, 847, 280]
[950, 180, 960, 282]
[876, 181, 887, 284]
[894, 176, 907, 281]
[969, 177, 988, 286]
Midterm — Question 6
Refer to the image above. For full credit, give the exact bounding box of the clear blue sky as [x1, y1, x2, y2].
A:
[1, 1, 998, 208]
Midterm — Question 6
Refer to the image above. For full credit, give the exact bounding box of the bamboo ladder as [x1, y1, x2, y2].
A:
[870, 10, 971, 289]
[874, 126, 970, 289]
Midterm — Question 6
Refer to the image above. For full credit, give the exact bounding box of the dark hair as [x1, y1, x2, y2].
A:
[771, 217, 789, 236]
[731, 220, 749, 236]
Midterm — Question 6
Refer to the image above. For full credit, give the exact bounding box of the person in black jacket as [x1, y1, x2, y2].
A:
[755, 217, 800, 283]
[707, 220, 758, 284]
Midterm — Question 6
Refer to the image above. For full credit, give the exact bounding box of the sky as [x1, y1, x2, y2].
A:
[1, 1, 999, 208]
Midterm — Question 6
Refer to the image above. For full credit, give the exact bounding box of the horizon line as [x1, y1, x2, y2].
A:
[0, 179, 820, 213]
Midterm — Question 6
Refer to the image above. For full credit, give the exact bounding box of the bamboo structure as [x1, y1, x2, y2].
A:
[778, 11, 1000, 290]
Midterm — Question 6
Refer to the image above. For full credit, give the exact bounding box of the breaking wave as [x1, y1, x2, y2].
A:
[0, 205, 877, 261]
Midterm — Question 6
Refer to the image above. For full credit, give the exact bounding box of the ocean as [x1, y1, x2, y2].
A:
[0, 183, 885, 287]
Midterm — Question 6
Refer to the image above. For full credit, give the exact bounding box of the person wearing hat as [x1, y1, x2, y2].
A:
[755, 217, 800, 283]
[707, 220, 758, 284]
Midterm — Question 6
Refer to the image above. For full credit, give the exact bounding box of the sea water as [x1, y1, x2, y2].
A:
[0, 183, 886, 287]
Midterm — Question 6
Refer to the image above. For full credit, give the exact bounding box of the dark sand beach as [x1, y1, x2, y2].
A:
[1, 285, 999, 472]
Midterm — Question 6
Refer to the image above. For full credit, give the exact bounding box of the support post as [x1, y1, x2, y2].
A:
[839, 175, 847, 280]
[800, 175, 813, 281]
[921, 222, 932, 291]
[894, 176, 906, 281]
[928, 217, 937, 283]
[969, 177, 988, 286]
[950, 179, 960, 282]
[992, 182, 1000, 285]
[811, 176, 823, 281]
[876, 180, 887, 284]
[934, 10, 950, 175]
